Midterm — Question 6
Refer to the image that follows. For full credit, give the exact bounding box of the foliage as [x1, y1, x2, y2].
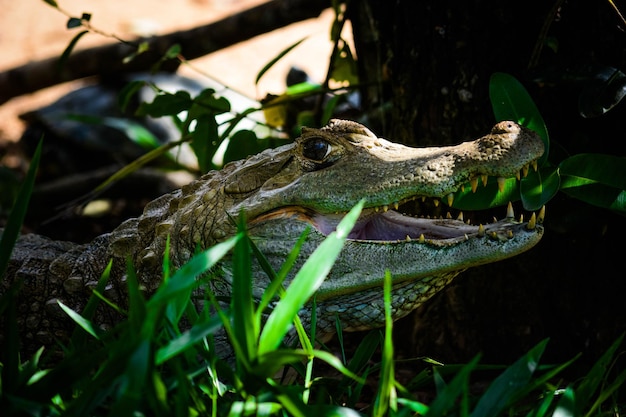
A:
[452, 72, 626, 214]
[1, 173, 625, 414]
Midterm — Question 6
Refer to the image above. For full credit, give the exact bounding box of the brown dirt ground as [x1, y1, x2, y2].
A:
[0, 0, 347, 150]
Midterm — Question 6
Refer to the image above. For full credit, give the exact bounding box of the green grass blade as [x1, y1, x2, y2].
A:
[255, 37, 307, 85]
[373, 271, 396, 417]
[148, 234, 239, 306]
[57, 301, 102, 339]
[576, 333, 624, 414]
[0, 140, 41, 395]
[232, 214, 257, 363]
[257, 200, 363, 355]
[470, 339, 548, 417]
[0, 140, 41, 281]
[554, 386, 576, 417]
[155, 315, 224, 364]
[426, 356, 481, 417]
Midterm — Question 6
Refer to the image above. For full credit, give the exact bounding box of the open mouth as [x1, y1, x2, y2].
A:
[315, 199, 544, 244]
[251, 198, 545, 245]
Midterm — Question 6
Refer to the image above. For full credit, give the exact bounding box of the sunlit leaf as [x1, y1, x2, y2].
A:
[520, 166, 560, 211]
[559, 154, 626, 212]
[257, 201, 363, 355]
[450, 177, 519, 210]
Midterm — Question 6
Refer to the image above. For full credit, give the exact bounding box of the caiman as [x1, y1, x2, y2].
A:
[1, 119, 545, 358]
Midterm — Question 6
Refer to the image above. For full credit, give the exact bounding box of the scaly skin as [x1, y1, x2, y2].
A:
[1, 119, 545, 356]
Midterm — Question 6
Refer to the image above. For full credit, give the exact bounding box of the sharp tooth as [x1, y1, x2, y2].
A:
[478, 224, 485, 236]
[383, 205, 389, 212]
[507, 230, 514, 238]
[522, 164, 529, 177]
[464, 233, 469, 240]
[492, 216, 498, 223]
[470, 177, 478, 193]
[421, 196, 426, 202]
[532, 160, 538, 171]
[394, 202, 399, 210]
[457, 211, 464, 222]
[506, 202, 514, 219]
[516, 171, 521, 181]
[538, 205, 546, 223]
[527, 212, 537, 230]
[490, 231, 498, 238]
[419, 234, 425, 243]
[481, 174, 488, 187]
[405, 235, 411, 242]
[447, 193, 454, 206]
[466, 219, 471, 225]
[461, 184, 465, 192]
[433, 199, 440, 207]
[375, 207, 379, 212]
[446, 212, 452, 219]
[519, 213, 524, 223]
[497, 177, 506, 193]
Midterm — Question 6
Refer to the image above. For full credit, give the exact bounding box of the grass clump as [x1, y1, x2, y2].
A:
[1, 153, 625, 416]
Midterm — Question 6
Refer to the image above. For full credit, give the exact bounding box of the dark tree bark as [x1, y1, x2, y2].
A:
[347, 0, 626, 369]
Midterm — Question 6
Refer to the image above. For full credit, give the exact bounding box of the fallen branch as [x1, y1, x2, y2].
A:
[0, 0, 329, 104]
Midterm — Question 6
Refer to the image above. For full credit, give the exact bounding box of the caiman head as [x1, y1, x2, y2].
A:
[216, 119, 545, 331]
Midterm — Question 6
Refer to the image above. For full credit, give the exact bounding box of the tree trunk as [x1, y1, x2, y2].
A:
[347, 0, 626, 368]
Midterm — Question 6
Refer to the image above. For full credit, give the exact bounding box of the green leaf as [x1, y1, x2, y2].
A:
[373, 271, 396, 417]
[451, 177, 520, 210]
[257, 200, 364, 355]
[66, 17, 83, 29]
[331, 43, 358, 86]
[575, 333, 624, 414]
[489, 72, 550, 166]
[222, 129, 261, 164]
[137, 90, 192, 117]
[425, 355, 480, 417]
[470, 339, 548, 417]
[57, 301, 101, 339]
[520, 166, 560, 211]
[58, 30, 89, 70]
[149, 235, 239, 306]
[255, 37, 307, 85]
[155, 315, 225, 364]
[554, 386, 576, 417]
[193, 88, 231, 114]
[164, 44, 181, 59]
[231, 213, 257, 362]
[118, 80, 145, 112]
[559, 154, 626, 212]
[190, 113, 219, 173]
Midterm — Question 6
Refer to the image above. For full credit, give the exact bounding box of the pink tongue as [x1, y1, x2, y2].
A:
[315, 211, 474, 241]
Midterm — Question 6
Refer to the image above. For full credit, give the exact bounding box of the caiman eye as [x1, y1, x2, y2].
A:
[302, 137, 332, 162]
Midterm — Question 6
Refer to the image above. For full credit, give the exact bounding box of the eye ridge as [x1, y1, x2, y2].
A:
[302, 137, 332, 162]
